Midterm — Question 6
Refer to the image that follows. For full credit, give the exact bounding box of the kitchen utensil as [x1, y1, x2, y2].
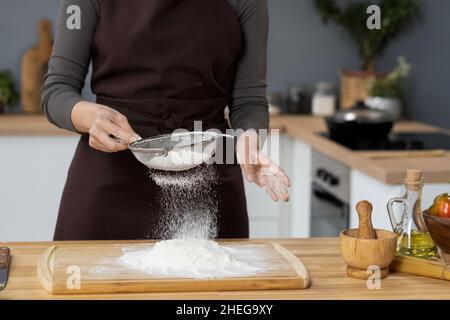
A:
[387, 170, 436, 259]
[356, 200, 376, 239]
[422, 211, 450, 263]
[339, 200, 397, 280]
[128, 131, 234, 171]
[21, 19, 52, 114]
[0, 247, 11, 291]
[325, 101, 395, 140]
[390, 254, 450, 281]
[37, 241, 310, 295]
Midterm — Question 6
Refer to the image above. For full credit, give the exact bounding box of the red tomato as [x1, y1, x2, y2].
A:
[428, 193, 450, 218]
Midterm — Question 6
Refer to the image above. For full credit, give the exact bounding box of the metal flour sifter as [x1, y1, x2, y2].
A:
[127, 131, 234, 171]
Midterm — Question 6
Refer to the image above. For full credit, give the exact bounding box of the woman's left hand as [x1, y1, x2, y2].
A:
[236, 130, 291, 202]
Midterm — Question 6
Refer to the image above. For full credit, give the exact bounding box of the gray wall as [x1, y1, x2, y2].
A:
[1, 0, 449, 128]
[267, 0, 450, 128]
[378, 0, 450, 128]
[0, 0, 59, 105]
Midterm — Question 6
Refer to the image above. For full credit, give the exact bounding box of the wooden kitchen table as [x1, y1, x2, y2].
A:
[1, 238, 449, 300]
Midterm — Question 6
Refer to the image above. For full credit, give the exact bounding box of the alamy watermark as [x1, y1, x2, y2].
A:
[66, 5, 81, 30]
[66, 265, 81, 290]
[65, 4, 382, 31]
[366, 265, 382, 290]
[164, 121, 281, 169]
[367, 5, 381, 30]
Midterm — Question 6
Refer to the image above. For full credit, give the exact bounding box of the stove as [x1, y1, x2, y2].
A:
[319, 132, 450, 151]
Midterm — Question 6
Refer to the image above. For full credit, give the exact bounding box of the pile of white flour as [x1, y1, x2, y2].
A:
[119, 239, 266, 278]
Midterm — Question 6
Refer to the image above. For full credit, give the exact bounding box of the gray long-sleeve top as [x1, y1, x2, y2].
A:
[41, 0, 269, 133]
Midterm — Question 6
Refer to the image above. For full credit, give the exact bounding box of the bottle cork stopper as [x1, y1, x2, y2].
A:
[406, 169, 423, 181]
[405, 169, 423, 190]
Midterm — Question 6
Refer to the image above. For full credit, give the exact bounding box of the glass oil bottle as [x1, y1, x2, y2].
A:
[387, 169, 436, 258]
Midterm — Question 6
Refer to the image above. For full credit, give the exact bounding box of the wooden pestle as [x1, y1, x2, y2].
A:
[356, 200, 377, 239]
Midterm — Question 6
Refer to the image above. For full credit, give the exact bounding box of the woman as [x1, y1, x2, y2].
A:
[42, 0, 290, 240]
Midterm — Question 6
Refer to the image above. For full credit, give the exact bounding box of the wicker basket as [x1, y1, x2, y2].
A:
[340, 70, 385, 110]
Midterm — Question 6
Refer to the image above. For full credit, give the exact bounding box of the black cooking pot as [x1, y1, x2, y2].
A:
[326, 101, 395, 140]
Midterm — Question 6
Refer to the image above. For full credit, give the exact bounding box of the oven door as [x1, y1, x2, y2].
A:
[310, 181, 349, 237]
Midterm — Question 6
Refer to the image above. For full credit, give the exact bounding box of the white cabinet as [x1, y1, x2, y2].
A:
[0, 136, 78, 241]
[350, 170, 402, 231]
[245, 133, 293, 238]
[245, 135, 312, 238]
[245, 181, 282, 238]
[288, 139, 312, 237]
[350, 169, 449, 231]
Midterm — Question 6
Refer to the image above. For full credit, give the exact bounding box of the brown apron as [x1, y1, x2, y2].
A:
[54, 0, 249, 240]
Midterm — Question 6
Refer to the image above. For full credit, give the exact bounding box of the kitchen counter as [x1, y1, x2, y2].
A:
[0, 114, 72, 136]
[271, 115, 450, 184]
[1, 238, 449, 300]
[1, 114, 449, 184]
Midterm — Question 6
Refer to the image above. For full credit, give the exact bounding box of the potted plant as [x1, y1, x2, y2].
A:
[0, 71, 19, 113]
[313, 0, 422, 109]
[365, 56, 411, 119]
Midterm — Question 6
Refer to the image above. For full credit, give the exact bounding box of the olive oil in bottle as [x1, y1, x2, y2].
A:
[387, 170, 436, 259]
[396, 230, 436, 258]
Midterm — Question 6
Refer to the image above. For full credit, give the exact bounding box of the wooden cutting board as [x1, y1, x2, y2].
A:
[21, 19, 52, 114]
[37, 241, 310, 295]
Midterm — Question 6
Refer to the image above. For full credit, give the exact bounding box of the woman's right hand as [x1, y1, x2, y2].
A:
[236, 130, 291, 202]
[71, 101, 141, 153]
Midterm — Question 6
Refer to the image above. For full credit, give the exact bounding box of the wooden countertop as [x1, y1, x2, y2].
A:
[1, 238, 449, 300]
[271, 115, 450, 184]
[1, 114, 449, 184]
[0, 114, 73, 136]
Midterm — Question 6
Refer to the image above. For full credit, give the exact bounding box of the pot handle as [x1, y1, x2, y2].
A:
[387, 197, 406, 233]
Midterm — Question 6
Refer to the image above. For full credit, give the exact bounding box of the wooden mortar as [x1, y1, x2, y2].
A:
[339, 200, 397, 280]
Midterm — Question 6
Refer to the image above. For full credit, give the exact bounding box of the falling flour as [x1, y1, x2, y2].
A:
[150, 165, 219, 240]
[119, 239, 268, 278]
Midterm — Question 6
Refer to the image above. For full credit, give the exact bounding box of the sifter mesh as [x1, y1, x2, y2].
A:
[128, 132, 221, 171]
